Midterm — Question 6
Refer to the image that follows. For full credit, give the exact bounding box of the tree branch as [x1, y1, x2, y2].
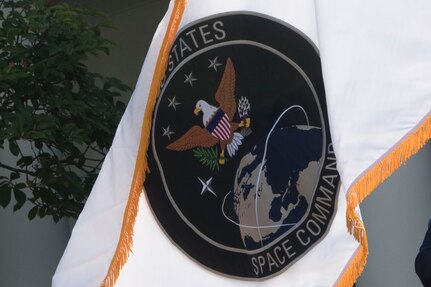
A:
[89, 146, 106, 156]
[0, 162, 37, 176]
[84, 157, 103, 162]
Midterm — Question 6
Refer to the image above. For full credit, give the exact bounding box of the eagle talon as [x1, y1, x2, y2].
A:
[239, 117, 251, 128]
[219, 150, 225, 165]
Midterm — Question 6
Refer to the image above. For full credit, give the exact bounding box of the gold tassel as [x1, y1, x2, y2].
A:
[100, 1, 187, 286]
[337, 113, 431, 287]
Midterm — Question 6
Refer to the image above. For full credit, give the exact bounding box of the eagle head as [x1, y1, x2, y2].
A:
[194, 100, 217, 126]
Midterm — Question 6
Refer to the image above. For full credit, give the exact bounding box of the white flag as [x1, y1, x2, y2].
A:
[53, 1, 431, 287]
[316, 0, 431, 279]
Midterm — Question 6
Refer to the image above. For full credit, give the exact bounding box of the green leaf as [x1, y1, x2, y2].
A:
[16, 156, 33, 167]
[34, 140, 43, 150]
[10, 172, 19, 181]
[13, 202, 24, 212]
[0, 183, 12, 208]
[13, 188, 26, 205]
[35, 115, 58, 130]
[53, 214, 60, 223]
[28, 206, 38, 220]
[39, 206, 47, 218]
[15, 182, 26, 189]
[14, 112, 25, 134]
[9, 141, 20, 156]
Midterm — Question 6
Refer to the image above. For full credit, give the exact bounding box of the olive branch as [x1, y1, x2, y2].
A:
[193, 147, 220, 171]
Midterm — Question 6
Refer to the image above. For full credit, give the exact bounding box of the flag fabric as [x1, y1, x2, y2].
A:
[52, 1, 431, 287]
[315, 0, 431, 278]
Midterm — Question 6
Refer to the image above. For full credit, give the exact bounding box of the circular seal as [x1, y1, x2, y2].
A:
[145, 12, 340, 280]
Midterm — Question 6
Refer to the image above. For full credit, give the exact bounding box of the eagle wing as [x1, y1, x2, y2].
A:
[215, 58, 236, 120]
[166, 125, 218, 151]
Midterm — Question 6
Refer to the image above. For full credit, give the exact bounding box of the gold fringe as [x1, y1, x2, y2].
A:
[337, 113, 431, 287]
[336, 245, 368, 287]
[335, 213, 368, 287]
[100, 1, 187, 286]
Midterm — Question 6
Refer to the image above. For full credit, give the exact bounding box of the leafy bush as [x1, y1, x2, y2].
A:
[0, 0, 130, 222]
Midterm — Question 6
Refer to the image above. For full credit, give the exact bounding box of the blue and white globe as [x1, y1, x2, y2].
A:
[233, 125, 323, 250]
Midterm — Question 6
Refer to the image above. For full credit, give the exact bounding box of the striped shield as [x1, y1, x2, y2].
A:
[206, 109, 231, 141]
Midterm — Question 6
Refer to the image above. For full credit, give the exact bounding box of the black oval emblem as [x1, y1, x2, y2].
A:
[145, 12, 340, 280]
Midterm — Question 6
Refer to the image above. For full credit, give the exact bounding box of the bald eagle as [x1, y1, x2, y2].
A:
[166, 58, 250, 164]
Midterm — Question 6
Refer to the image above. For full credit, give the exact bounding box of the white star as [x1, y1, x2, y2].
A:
[184, 72, 197, 86]
[162, 125, 175, 140]
[198, 177, 217, 197]
[167, 96, 181, 111]
[208, 56, 222, 72]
